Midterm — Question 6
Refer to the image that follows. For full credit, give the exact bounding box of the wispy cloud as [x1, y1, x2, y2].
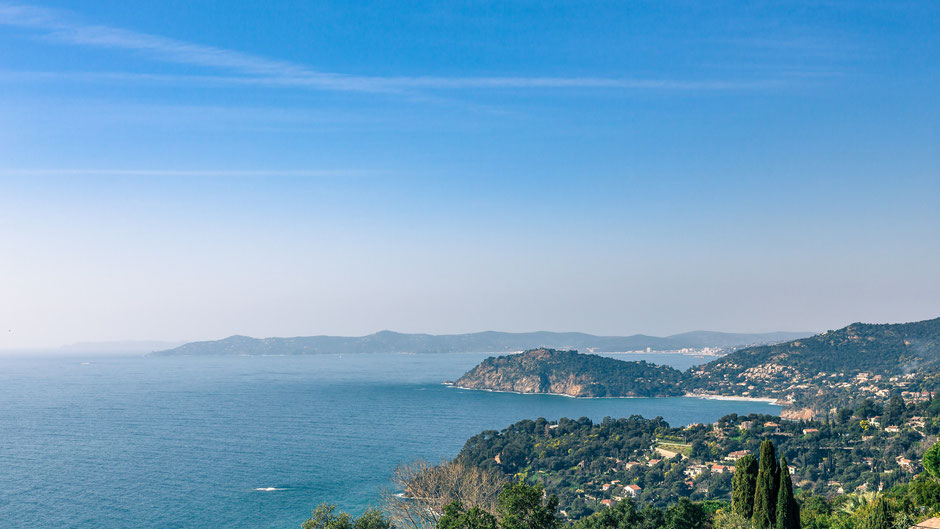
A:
[0, 69, 791, 92]
[1, 4, 311, 76]
[0, 168, 382, 178]
[0, 2, 803, 95]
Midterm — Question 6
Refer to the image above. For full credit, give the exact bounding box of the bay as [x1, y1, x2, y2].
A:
[0, 353, 778, 529]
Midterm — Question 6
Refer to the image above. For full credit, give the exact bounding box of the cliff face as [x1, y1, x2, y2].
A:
[453, 348, 685, 398]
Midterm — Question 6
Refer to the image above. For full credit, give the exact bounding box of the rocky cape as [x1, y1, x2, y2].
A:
[452, 348, 686, 398]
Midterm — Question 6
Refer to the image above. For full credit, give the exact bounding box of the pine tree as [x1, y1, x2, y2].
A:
[775, 456, 799, 529]
[732, 454, 759, 519]
[752, 440, 779, 529]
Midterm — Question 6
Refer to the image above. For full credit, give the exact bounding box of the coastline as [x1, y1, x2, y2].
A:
[683, 392, 782, 405]
[448, 384, 647, 399]
[446, 384, 783, 406]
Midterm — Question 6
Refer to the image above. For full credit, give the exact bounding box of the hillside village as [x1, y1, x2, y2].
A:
[458, 393, 940, 519]
[690, 319, 940, 412]
[689, 369, 934, 417]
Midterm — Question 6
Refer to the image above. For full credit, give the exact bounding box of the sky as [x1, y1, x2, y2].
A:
[0, 1, 938, 349]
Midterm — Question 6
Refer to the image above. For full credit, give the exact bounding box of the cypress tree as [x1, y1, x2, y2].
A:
[866, 497, 892, 529]
[732, 454, 759, 519]
[775, 456, 799, 529]
[752, 440, 779, 529]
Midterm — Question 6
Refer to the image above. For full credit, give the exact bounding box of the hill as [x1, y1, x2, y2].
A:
[455, 394, 940, 516]
[691, 317, 940, 408]
[149, 329, 808, 356]
[453, 348, 686, 397]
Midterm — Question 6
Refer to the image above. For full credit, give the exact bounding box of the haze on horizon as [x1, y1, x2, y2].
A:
[1, 1, 938, 350]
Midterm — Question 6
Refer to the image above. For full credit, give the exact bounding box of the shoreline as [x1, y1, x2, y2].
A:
[448, 384, 647, 399]
[683, 393, 782, 405]
[446, 384, 780, 405]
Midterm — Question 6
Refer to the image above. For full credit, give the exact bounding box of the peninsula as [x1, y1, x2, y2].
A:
[453, 317, 940, 412]
[453, 348, 686, 398]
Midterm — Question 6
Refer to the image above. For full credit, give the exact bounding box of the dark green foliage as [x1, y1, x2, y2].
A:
[354, 509, 394, 529]
[731, 455, 758, 519]
[458, 394, 940, 516]
[496, 483, 560, 529]
[854, 400, 884, 420]
[923, 441, 940, 480]
[884, 395, 907, 426]
[774, 456, 798, 529]
[902, 474, 940, 507]
[439, 501, 499, 529]
[456, 349, 686, 398]
[927, 393, 940, 417]
[692, 317, 940, 408]
[702, 318, 940, 377]
[573, 499, 700, 529]
[459, 414, 669, 476]
[864, 497, 892, 529]
[637, 504, 666, 529]
[752, 441, 779, 529]
[301, 504, 392, 529]
[572, 500, 642, 529]
[796, 495, 831, 529]
[664, 498, 704, 529]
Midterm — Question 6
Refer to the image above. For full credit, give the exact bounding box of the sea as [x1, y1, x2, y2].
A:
[0, 352, 779, 529]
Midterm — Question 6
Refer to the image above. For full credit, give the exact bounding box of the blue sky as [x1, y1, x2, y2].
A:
[0, 1, 938, 348]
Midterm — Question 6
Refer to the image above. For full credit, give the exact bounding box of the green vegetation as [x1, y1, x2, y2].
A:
[732, 455, 758, 519]
[776, 456, 799, 529]
[301, 442, 940, 529]
[300, 318, 940, 529]
[302, 504, 393, 529]
[438, 502, 499, 529]
[496, 483, 560, 529]
[728, 445, 800, 529]
[865, 497, 892, 529]
[455, 393, 940, 516]
[455, 349, 686, 398]
[454, 318, 940, 410]
[691, 317, 940, 410]
[753, 441, 780, 529]
[301, 432, 940, 529]
[704, 318, 940, 377]
[923, 443, 940, 480]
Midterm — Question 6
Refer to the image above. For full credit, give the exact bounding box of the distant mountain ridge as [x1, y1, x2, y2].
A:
[60, 340, 186, 353]
[149, 329, 809, 356]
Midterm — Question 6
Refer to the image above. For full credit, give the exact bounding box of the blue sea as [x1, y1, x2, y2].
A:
[0, 353, 779, 529]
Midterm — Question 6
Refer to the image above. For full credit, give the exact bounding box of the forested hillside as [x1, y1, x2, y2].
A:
[691, 318, 940, 409]
[455, 394, 940, 518]
[454, 348, 686, 397]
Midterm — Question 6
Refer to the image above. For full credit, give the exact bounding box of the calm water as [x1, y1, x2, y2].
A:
[0, 353, 778, 529]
